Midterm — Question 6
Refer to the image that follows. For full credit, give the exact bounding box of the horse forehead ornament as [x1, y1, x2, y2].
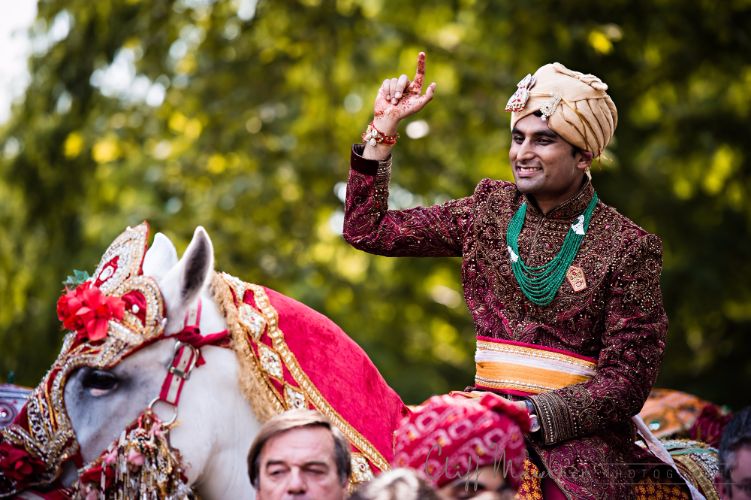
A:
[0, 222, 400, 498]
[0, 224, 190, 497]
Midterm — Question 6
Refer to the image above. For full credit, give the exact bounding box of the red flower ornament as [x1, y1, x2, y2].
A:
[56, 281, 125, 342]
[0, 442, 46, 482]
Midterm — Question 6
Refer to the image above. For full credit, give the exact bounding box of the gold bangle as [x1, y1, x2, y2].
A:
[361, 121, 398, 146]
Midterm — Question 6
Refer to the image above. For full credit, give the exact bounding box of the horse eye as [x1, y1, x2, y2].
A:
[80, 369, 119, 394]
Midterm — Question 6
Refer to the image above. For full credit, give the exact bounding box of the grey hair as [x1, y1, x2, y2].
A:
[349, 468, 441, 500]
[247, 408, 352, 489]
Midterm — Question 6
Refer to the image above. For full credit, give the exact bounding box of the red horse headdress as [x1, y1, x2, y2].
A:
[0, 223, 167, 496]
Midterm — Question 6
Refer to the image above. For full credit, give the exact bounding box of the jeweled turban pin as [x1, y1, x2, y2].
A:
[504, 73, 536, 112]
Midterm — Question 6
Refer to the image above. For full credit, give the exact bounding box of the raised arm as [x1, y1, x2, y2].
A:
[343, 147, 476, 257]
[343, 52, 478, 257]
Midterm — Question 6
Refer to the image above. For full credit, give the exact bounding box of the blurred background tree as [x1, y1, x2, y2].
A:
[1, 0, 749, 407]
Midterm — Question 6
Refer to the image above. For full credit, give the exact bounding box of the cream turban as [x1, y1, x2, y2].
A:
[506, 63, 618, 157]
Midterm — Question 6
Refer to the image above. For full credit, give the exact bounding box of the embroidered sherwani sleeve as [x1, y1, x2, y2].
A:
[343, 145, 474, 257]
[529, 234, 668, 445]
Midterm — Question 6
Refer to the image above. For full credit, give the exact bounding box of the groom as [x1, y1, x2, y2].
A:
[343, 53, 681, 498]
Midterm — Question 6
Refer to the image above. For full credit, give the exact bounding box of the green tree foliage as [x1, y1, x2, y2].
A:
[1, 0, 750, 406]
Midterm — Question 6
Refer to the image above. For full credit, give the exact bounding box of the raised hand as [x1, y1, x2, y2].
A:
[371, 52, 437, 136]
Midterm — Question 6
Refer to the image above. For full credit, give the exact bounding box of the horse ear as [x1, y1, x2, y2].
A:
[142, 233, 179, 278]
[160, 227, 215, 334]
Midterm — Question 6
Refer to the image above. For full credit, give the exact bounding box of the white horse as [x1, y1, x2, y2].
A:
[62, 227, 259, 498]
[1, 223, 404, 498]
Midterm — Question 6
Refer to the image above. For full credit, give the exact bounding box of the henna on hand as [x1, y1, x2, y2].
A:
[372, 52, 437, 132]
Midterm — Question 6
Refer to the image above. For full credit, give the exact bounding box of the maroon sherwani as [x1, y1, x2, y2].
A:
[343, 145, 669, 499]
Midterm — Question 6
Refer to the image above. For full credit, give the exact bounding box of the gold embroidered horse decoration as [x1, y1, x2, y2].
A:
[0, 223, 406, 498]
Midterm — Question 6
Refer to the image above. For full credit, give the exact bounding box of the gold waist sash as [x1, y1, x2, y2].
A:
[474, 336, 596, 396]
[473, 338, 705, 499]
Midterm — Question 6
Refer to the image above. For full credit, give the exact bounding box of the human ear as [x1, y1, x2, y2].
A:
[577, 151, 593, 171]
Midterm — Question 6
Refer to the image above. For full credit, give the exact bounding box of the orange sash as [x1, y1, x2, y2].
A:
[473, 336, 704, 500]
[474, 336, 596, 396]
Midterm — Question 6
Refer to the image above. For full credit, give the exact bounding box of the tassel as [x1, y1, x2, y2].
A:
[73, 410, 191, 499]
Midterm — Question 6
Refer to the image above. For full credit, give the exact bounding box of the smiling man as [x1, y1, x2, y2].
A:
[343, 56, 685, 498]
[247, 409, 351, 500]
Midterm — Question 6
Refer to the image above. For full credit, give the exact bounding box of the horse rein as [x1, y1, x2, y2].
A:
[150, 299, 231, 425]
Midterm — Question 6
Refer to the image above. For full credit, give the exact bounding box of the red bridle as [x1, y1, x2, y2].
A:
[150, 299, 231, 423]
[71, 299, 232, 498]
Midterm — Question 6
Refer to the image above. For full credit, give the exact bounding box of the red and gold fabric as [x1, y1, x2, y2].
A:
[0, 222, 408, 496]
[392, 393, 530, 489]
[215, 273, 408, 483]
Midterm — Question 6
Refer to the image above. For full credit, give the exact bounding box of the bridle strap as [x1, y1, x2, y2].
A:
[76, 299, 228, 495]
[155, 299, 231, 407]
[184, 298, 202, 329]
[159, 342, 201, 405]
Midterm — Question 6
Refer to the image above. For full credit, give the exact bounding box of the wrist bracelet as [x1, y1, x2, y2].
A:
[362, 121, 399, 147]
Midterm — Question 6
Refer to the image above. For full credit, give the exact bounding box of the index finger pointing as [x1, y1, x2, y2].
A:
[411, 52, 426, 91]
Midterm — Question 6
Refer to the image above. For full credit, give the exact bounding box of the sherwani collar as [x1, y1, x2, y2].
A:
[523, 179, 595, 220]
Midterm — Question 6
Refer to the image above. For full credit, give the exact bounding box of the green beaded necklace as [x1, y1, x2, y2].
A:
[506, 193, 598, 306]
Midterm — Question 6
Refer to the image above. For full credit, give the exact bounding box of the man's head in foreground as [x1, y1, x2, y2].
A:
[505, 63, 617, 213]
[393, 393, 530, 499]
[247, 408, 351, 500]
[717, 406, 751, 499]
[349, 467, 441, 500]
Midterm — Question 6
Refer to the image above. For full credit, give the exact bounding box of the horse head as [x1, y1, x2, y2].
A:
[0, 222, 407, 498]
[62, 226, 259, 498]
[0, 224, 258, 498]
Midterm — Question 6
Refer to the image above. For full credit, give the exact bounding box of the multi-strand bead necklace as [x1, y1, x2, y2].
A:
[506, 193, 598, 306]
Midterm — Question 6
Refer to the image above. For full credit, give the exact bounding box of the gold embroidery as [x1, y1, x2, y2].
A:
[259, 345, 283, 380]
[476, 339, 596, 370]
[93, 224, 149, 295]
[246, 282, 390, 473]
[211, 274, 283, 423]
[239, 302, 266, 340]
[350, 453, 375, 483]
[284, 385, 307, 410]
[215, 273, 390, 475]
[475, 339, 596, 394]
[529, 391, 575, 445]
[475, 375, 561, 394]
